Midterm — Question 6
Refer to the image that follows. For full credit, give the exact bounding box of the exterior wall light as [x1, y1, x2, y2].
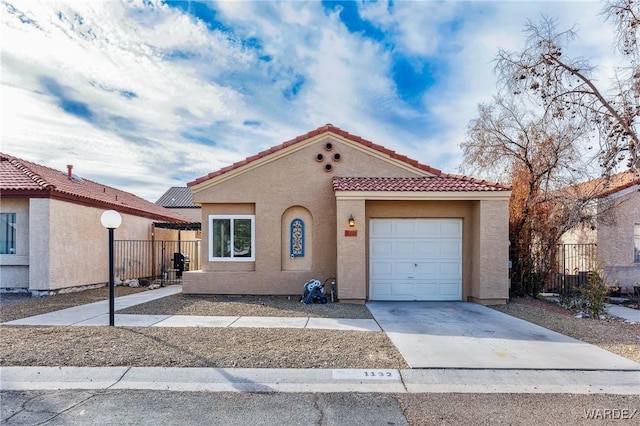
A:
[101, 210, 122, 326]
[348, 215, 355, 228]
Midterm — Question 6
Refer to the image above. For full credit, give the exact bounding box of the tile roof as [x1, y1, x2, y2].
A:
[0, 153, 189, 222]
[567, 170, 640, 199]
[188, 124, 443, 186]
[332, 176, 511, 192]
[155, 187, 199, 208]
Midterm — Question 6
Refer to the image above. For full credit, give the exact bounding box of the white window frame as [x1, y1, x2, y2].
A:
[209, 215, 255, 262]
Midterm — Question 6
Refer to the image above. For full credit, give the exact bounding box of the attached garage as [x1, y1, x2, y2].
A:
[369, 218, 462, 301]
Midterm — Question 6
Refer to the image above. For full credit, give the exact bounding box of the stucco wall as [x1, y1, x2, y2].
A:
[185, 134, 510, 303]
[45, 199, 155, 291]
[1, 196, 182, 293]
[470, 200, 510, 304]
[597, 190, 640, 289]
[185, 134, 425, 296]
[0, 198, 30, 289]
[336, 199, 367, 301]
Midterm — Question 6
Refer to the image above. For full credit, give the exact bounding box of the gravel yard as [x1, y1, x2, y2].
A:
[1, 287, 638, 368]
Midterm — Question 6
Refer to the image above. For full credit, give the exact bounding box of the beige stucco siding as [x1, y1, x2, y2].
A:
[44, 199, 155, 291]
[185, 133, 510, 303]
[470, 200, 510, 303]
[597, 190, 640, 289]
[1, 196, 184, 293]
[0, 198, 30, 289]
[185, 135, 429, 296]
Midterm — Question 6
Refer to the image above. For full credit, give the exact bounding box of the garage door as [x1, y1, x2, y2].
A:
[369, 218, 462, 301]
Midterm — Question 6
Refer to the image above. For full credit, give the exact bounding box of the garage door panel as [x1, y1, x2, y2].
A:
[395, 241, 415, 256]
[371, 220, 394, 236]
[440, 220, 462, 237]
[416, 220, 439, 235]
[440, 282, 462, 297]
[395, 262, 416, 275]
[440, 261, 462, 276]
[371, 240, 393, 256]
[440, 241, 461, 257]
[415, 241, 439, 257]
[393, 221, 416, 236]
[371, 261, 393, 276]
[370, 218, 462, 301]
[371, 281, 392, 297]
[414, 261, 439, 276]
[415, 282, 439, 297]
[391, 282, 416, 297]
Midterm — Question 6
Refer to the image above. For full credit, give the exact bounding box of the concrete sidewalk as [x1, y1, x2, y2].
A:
[1, 366, 638, 395]
[0, 285, 380, 332]
[606, 304, 640, 323]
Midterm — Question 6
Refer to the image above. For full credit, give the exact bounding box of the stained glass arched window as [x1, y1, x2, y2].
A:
[290, 218, 304, 257]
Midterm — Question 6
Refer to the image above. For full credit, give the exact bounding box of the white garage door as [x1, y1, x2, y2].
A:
[369, 218, 462, 301]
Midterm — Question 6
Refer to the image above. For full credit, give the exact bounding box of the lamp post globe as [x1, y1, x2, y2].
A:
[101, 210, 121, 326]
[101, 210, 122, 229]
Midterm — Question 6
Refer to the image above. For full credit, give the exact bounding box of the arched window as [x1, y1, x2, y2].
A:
[290, 218, 304, 257]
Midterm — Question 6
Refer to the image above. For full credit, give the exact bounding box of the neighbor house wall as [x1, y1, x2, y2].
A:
[44, 199, 155, 291]
[597, 190, 640, 290]
[0, 198, 30, 290]
[185, 134, 427, 296]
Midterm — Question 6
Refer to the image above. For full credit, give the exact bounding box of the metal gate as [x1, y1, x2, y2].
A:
[113, 240, 200, 285]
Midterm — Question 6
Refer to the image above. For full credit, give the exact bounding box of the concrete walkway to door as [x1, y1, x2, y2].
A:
[366, 302, 640, 370]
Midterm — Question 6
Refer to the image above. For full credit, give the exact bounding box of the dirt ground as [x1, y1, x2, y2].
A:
[1, 287, 638, 367]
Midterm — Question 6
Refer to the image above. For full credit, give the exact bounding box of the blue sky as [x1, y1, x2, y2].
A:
[1, 1, 615, 201]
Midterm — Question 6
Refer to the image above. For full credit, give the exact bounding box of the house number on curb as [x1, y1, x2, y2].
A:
[332, 369, 400, 380]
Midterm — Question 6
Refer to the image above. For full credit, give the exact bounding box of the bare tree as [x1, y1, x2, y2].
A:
[495, 3, 640, 175]
[461, 98, 610, 295]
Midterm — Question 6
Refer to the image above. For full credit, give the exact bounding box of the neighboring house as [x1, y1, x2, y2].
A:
[184, 125, 512, 305]
[560, 171, 640, 291]
[156, 187, 202, 223]
[0, 153, 189, 294]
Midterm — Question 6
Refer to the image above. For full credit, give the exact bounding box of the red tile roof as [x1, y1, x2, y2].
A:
[0, 153, 189, 222]
[188, 124, 443, 186]
[333, 176, 511, 192]
[567, 170, 640, 199]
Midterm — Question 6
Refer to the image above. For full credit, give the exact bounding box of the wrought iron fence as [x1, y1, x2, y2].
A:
[541, 243, 597, 293]
[113, 240, 200, 285]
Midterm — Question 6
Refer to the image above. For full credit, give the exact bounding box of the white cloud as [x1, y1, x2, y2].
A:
[0, 0, 625, 199]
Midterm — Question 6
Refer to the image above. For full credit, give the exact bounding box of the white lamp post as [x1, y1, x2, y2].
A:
[101, 210, 122, 326]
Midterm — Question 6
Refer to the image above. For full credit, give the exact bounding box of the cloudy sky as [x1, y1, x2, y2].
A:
[1, 0, 617, 201]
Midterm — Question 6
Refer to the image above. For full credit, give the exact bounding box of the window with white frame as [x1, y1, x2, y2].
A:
[634, 224, 640, 263]
[0, 213, 16, 254]
[209, 215, 255, 261]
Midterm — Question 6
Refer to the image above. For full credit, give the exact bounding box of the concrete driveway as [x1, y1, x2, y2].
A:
[367, 302, 640, 370]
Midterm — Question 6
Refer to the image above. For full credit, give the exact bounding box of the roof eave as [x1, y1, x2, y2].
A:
[334, 190, 512, 201]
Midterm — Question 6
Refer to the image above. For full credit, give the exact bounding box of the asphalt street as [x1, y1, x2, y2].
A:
[2, 390, 639, 425]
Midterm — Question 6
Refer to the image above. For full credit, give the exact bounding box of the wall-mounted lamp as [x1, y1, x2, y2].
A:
[348, 214, 355, 228]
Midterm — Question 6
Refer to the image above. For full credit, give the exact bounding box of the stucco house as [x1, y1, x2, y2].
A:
[0, 153, 189, 294]
[183, 125, 512, 305]
[562, 171, 640, 291]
